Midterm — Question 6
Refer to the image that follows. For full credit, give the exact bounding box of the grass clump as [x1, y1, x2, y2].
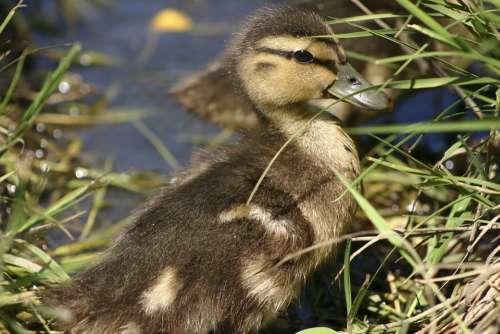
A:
[298, 1, 499, 333]
[0, 2, 165, 332]
[0, 4, 84, 326]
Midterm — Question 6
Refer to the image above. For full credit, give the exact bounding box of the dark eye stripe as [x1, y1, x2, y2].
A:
[315, 58, 338, 72]
[255, 47, 337, 73]
[256, 47, 294, 59]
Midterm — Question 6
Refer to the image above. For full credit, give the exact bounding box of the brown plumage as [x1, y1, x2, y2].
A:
[42, 6, 387, 334]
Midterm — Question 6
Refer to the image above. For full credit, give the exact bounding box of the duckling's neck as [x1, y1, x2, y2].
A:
[261, 102, 360, 176]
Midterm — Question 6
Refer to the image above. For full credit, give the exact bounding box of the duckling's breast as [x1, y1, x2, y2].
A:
[278, 113, 360, 262]
[299, 117, 360, 176]
[271, 108, 360, 179]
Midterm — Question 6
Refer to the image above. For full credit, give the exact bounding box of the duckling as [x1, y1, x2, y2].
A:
[43, 6, 388, 334]
[171, 0, 400, 130]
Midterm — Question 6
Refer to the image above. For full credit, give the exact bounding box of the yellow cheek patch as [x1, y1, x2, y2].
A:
[255, 62, 276, 72]
[307, 41, 339, 63]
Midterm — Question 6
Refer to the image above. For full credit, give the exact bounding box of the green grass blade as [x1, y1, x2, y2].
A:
[17, 183, 91, 233]
[331, 168, 419, 268]
[296, 328, 341, 334]
[423, 3, 470, 25]
[133, 120, 181, 171]
[426, 196, 472, 264]
[0, 171, 16, 184]
[384, 77, 498, 89]
[328, 13, 413, 24]
[328, 28, 409, 39]
[396, 0, 462, 49]
[0, 43, 81, 155]
[0, 1, 25, 36]
[0, 43, 82, 156]
[343, 239, 352, 316]
[19, 240, 69, 282]
[21, 43, 81, 123]
[0, 50, 27, 114]
[489, 0, 500, 8]
[377, 51, 500, 68]
[348, 119, 500, 135]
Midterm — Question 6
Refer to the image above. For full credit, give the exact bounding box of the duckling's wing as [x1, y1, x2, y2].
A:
[169, 60, 259, 130]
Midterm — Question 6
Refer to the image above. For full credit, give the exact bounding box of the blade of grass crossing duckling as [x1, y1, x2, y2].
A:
[246, 85, 391, 206]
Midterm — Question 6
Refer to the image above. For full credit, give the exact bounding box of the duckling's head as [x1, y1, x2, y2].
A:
[229, 7, 389, 112]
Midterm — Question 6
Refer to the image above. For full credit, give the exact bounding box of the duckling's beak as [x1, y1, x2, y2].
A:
[326, 63, 390, 111]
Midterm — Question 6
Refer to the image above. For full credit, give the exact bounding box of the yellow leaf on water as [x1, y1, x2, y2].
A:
[151, 8, 193, 33]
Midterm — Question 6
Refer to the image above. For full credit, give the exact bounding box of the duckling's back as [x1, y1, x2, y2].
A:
[43, 125, 358, 334]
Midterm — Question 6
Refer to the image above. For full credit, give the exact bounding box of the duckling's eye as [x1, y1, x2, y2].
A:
[293, 50, 314, 63]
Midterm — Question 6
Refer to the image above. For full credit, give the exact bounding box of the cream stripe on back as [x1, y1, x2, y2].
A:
[219, 204, 292, 238]
[140, 266, 182, 314]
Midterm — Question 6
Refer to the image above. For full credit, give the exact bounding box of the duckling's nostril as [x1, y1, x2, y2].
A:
[348, 77, 361, 86]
